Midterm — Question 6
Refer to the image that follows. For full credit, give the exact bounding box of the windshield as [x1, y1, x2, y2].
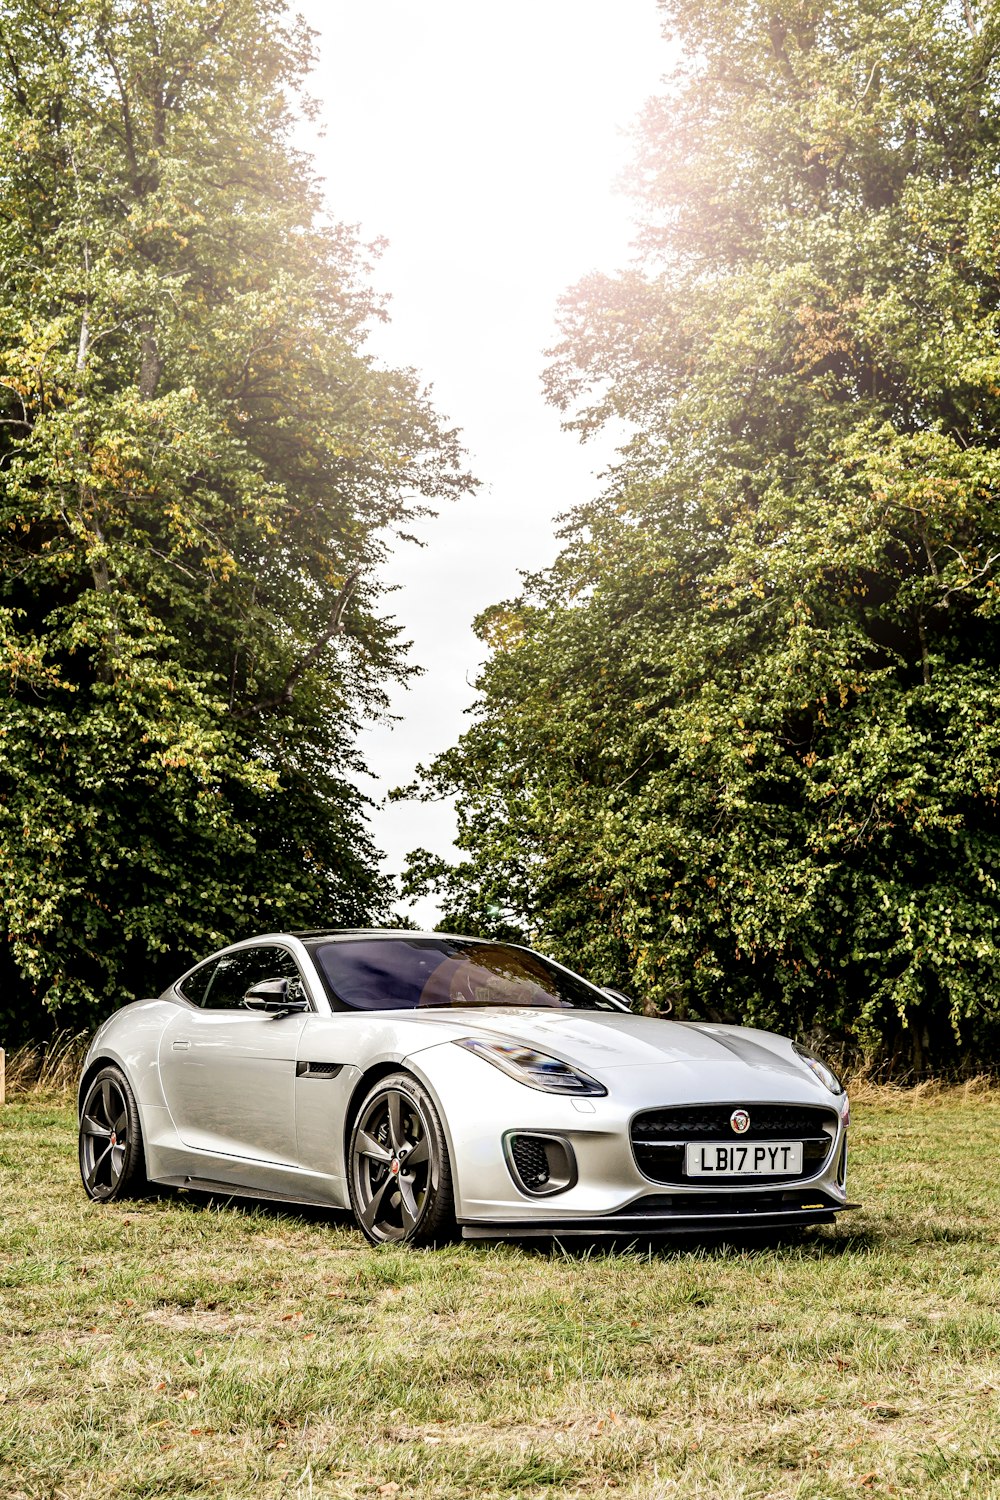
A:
[310, 937, 619, 1012]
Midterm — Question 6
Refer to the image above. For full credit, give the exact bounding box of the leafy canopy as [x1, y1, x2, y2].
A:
[407, 0, 1000, 1066]
[0, 0, 472, 1034]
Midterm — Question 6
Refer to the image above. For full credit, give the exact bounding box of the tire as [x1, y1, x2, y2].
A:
[348, 1072, 455, 1246]
[79, 1064, 147, 1202]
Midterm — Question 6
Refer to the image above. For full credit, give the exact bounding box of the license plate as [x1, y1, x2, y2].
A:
[684, 1141, 803, 1177]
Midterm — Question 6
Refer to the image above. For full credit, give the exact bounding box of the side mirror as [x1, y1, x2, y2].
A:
[602, 987, 673, 1016]
[242, 978, 309, 1014]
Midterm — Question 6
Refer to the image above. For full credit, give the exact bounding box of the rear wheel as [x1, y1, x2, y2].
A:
[348, 1072, 454, 1246]
[79, 1066, 147, 1201]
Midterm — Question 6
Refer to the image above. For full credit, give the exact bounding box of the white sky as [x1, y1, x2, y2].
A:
[297, 1, 667, 924]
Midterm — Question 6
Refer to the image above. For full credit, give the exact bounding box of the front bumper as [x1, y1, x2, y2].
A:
[406, 1046, 856, 1232]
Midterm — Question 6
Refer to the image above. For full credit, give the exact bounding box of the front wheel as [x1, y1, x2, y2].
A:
[348, 1072, 455, 1246]
[79, 1065, 147, 1201]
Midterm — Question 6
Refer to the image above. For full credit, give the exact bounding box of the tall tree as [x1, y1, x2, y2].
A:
[0, 0, 472, 1036]
[408, 0, 1000, 1066]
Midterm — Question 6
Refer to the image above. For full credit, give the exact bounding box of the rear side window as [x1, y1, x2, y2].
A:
[184, 947, 302, 1011]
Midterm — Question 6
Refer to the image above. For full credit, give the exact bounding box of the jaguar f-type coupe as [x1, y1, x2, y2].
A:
[78, 930, 855, 1244]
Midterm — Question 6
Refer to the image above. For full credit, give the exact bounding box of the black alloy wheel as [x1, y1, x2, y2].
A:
[79, 1066, 147, 1201]
[348, 1072, 454, 1246]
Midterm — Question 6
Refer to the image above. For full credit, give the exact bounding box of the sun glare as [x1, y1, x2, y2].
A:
[297, 0, 667, 919]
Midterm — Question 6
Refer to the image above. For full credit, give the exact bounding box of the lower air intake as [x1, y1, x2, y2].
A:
[504, 1133, 577, 1197]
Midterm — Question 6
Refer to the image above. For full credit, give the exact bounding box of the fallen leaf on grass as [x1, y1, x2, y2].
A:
[863, 1402, 899, 1420]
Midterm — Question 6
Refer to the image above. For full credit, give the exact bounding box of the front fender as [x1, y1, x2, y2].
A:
[79, 999, 177, 1117]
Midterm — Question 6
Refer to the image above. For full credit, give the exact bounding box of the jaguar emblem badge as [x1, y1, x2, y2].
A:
[730, 1108, 750, 1134]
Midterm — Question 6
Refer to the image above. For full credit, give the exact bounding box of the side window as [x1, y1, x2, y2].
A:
[177, 961, 217, 1006]
[200, 946, 302, 1011]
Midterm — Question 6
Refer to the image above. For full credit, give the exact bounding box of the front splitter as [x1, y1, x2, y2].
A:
[461, 1202, 859, 1240]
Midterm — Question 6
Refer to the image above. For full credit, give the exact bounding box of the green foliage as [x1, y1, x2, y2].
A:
[0, 0, 472, 1036]
[407, 0, 1000, 1065]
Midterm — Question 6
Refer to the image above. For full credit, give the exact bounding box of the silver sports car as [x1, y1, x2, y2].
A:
[78, 930, 856, 1244]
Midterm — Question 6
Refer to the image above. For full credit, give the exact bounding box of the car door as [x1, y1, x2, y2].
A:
[158, 943, 309, 1165]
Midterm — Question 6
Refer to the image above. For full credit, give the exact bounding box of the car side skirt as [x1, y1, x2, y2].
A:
[151, 1174, 338, 1211]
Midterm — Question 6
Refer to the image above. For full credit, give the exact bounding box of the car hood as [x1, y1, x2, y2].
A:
[409, 1008, 808, 1083]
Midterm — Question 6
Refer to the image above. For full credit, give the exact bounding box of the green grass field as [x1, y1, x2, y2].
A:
[2, 1088, 999, 1499]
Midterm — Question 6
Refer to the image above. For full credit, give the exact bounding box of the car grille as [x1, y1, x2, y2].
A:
[631, 1104, 838, 1186]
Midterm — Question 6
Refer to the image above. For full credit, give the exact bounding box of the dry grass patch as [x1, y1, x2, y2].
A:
[2, 1033, 89, 1098]
[845, 1074, 1000, 1109]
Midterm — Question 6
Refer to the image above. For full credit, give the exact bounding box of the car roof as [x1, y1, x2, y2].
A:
[289, 928, 476, 942]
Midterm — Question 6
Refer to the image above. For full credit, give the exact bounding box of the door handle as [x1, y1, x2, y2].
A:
[172, 1039, 191, 1051]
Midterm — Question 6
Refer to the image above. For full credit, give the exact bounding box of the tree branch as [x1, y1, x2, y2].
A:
[101, 38, 140, 190]
[139, 321, 162, 400]
[0, 381, 29, 428]
[231, 569, 360, 719]
[934, 548, 1000, 606]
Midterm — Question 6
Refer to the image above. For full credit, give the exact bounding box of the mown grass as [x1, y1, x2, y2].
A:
[1, 1088, 999, 1498]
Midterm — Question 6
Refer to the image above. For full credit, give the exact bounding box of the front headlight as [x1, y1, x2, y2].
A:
[793, 1041, 844, 1096]
[453, 1037, 607, 1096]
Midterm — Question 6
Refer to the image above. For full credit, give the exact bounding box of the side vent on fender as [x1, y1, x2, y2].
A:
[296, 1061, 344, 1079]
